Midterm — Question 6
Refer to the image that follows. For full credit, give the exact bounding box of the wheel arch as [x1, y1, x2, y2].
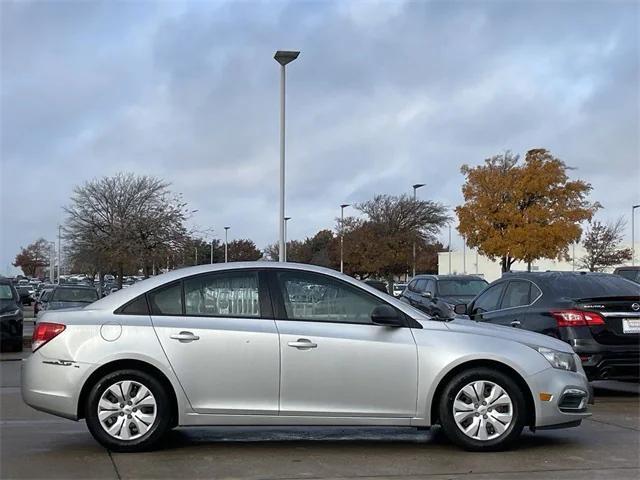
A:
[428, 359, 536, 427]
[77, 359, 179, 426]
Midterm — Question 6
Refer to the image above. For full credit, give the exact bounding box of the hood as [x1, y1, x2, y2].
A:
[46, 302, 89, 311]
[445, 318, 573, 353]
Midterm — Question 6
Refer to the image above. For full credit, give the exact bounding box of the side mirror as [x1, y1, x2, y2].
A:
[371, 305, 403, 327]
[454, 303, 468, 315]
[421, 291, 433, 299]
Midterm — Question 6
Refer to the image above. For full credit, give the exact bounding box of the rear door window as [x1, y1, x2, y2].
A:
[148, 282, 183, 315]
[500, 281, 531, 309]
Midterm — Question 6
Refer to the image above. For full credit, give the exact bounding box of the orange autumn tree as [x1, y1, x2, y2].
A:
[456, 149, 600, 272]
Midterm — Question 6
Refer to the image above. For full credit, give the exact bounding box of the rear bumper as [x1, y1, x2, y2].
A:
[21, 351, 90, 420]
[571, 340, 639, 381]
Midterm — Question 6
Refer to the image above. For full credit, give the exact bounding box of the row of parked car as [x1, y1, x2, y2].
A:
[396, 267, 640, 382]
[0, 278, 101, 352]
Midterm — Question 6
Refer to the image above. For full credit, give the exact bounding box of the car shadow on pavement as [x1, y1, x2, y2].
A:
[152, 425, 577, 453]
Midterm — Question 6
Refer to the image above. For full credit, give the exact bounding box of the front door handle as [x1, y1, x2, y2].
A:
[288, 338, 317, 349]
[510, 320, 521, 328]
[170, 331, 200, 342]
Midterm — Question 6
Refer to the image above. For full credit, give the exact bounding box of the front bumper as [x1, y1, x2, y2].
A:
[21, 351, 91, 420]
[527, 364, 591, 428]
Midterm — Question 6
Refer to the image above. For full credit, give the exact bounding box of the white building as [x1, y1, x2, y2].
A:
[437, 243, 639, 282]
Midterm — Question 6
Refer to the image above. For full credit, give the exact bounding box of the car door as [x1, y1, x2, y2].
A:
[482, 280, 534, 328]
[468, 282, 506, 322]
[271, 269, 418, 418]
[150, 270, 280, 415]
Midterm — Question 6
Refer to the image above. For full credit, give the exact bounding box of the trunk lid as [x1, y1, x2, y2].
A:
[574, 296, 640, 346]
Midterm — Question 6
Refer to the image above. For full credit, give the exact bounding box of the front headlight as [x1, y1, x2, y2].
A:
[532, 346, 577, 372]
[0, 308, 20, 318]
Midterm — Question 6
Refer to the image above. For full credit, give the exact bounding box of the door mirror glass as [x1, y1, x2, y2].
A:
[454, 303, 468, 315]
[370, 305, 403, 327]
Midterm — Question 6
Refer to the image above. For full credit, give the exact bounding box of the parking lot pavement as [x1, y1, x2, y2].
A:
[1, 357, 638, 480]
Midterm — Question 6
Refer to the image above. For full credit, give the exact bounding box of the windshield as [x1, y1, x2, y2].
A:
[437, 279, 488, 296]
[51, 288, 98, 303]
[0, 285, 14, 300]
[551, 274, 640, 298]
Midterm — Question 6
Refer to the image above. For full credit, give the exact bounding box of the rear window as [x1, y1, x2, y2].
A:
[51, 288, 99, 303]
[549, 274, 640, 299]
[437, 279, 488, 296]
[616, 270, 640, 283]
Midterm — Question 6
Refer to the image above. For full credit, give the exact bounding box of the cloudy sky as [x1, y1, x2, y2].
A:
[1, 0, 639, 274]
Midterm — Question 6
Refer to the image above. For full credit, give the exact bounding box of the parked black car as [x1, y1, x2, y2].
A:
[33, 287, 55, 316]
[364, 279, 389, 294]
[614, 266, 640, 284]
[0, 278, 23, 352]
[38, 285, 99, 313]
[454, 271, 640, 381]
[15, 286, 33, 306]
[401, 274, 488, 318]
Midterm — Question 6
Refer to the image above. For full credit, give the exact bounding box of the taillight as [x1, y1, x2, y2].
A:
[551, 310, 605, 327]
[32, 322, 66, 352]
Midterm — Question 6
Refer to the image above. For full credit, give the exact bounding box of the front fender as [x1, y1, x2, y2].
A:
[411, 325, 550, 425]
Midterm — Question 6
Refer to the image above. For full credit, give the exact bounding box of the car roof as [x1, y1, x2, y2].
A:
[411, 274, 485, 281]
[87, 261, 400, 312]
[54, 284, 96, 290]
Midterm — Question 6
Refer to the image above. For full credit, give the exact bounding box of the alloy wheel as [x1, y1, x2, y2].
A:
[452, 380, 513, 441]
[97, 380, 157, 441]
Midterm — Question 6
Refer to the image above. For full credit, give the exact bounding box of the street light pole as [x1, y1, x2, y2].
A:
[448, 225, 452, 274]
[340, 204, 350, 273]
[633, 204, 640, 265]
[284, 217, 291, 262]
[57, 225, 61, 284]
[195, 247, 198, 265]
[210, 238, 214, 264]
[49, 242, 55, 283]
[274, 50, 300, 262]
[412, 183, 425, 278]
[224, 226, 230, 263]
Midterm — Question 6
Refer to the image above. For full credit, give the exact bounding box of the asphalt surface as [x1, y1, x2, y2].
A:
[1, 308, 639, 479]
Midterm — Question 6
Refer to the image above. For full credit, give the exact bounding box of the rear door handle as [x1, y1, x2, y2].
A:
[288, 338, 317, 349]
[510, 320, 521, 327]
[170, 331, 200, 342]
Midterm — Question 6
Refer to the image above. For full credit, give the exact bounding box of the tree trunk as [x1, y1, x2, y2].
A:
[527, 261, 532, 272]
[501, 256, 509, 273]
[117, 263, 123, 289]
[386, 275, 395, 296]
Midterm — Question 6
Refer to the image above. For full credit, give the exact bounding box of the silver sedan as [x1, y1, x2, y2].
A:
[22, 262, 591, 452]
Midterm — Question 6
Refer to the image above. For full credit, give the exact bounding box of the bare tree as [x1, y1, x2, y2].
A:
[64, 173, 192, 287]
[579, 218, 632, 272]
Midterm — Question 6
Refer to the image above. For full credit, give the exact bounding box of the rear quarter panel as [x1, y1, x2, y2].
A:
[32, 309, 192, 419]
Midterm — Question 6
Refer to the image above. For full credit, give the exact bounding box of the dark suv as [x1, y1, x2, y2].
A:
[454, 272, 640, 381]
[401, 274, 488, 318]
[0, 278, 24, 352]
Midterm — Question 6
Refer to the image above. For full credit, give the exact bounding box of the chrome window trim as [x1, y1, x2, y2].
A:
[600, 312, 640, 318]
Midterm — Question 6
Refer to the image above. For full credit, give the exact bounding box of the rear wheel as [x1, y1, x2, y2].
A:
[85, 369, 172, 452]
[438, 368, 527, 451]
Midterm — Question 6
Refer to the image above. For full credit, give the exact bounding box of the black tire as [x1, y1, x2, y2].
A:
[85, 369, 172, 452]
[438, 367, 527, 451]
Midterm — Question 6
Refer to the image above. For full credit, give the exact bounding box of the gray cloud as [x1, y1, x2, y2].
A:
[1, 0, 638, 274]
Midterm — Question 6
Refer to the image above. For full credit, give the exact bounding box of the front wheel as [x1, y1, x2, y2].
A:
[85, 369, 172, 452]
[438, 368, 527, 451]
